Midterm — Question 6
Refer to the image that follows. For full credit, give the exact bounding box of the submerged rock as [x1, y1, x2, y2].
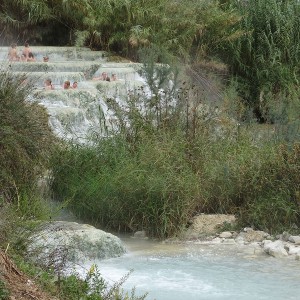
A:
[27, 221, 126, 267]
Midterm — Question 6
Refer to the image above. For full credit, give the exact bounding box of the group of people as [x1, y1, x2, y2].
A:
[8, 43, 119, 89]
[8, 42, 49, 62]
[93, 72, 118, 82]
[8, 42, 36, 62]
[44, 79, 78, 90]
[63, 80, 78, 89]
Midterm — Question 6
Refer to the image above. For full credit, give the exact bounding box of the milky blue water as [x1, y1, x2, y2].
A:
[75, 238, 300, 300]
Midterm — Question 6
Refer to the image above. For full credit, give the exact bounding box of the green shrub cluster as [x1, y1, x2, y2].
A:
[50, 77, 300, 237]
[0, 70, 56, 258]
[0, 280, 9, 300]
[14, 257, 147, 300]
[0, 71, 55, 204]
[51, 132, 200, 238]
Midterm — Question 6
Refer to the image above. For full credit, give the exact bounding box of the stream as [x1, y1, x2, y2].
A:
[69, 236, 300, 300]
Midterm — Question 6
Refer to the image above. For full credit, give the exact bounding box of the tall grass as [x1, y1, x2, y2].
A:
[51, 131, 201, 238]
[50, 70, 300, 237]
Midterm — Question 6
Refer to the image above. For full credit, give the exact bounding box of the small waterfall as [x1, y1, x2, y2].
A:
[0, 46, 148, 143]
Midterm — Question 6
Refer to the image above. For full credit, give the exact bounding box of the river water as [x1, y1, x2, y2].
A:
[72, 236, 300, 300]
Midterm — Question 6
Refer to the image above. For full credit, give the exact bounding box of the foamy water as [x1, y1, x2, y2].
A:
[69, 237, 300, 300]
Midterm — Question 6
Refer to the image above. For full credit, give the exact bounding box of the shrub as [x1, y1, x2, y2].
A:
[0, 280, 9, 300]
[0, 70, 56, 203]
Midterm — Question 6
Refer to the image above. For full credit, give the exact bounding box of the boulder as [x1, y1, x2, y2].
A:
[27, 221, 126, 267]
[285, 245, 300, 256]
[219, 231, 233, 238]
[288, 235, 300, 245]
[280, 231, 291, 242]
[237, 230, 269, 243]
[182, 214, 236, 239]
[263, 240, 288, 258]
[133, 230, 148, 239]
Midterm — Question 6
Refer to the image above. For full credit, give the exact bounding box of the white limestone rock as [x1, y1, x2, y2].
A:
[27, 221, 126, 266]
[285, 244, 300, 256]
[133, 230, 148, 239]
[263, 240, 288, 258]
[235, 236, 245, 245]
[222, 238, 236, 244]
[288, 235, 300, 245]
[219, 231, 233, 238]
[279, 231, 291, 242]
[211, 237, 222, 244]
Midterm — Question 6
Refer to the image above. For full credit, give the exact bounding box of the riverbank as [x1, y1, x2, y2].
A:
[159, 214, 300, 260]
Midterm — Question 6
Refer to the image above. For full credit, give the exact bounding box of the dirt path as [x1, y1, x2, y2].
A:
[0, 251, 56, 300]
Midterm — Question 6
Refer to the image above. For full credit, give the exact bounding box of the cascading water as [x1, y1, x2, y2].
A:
[0, 46, 147, 143]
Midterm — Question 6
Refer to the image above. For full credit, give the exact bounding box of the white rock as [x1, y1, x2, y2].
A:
[235, 236, 245, 244]
[222, 238, 236, 244]
[211, 237, 222, 244]
[238, 230, 268, 243]
[249, 242, 261, 248]
[133, 230, 148, 239]
[262, 239, 272, 246]
[27, 221, 126, 266]
[219, 231, 233, 238]
[288, 236, 300, 245]
[287, 245, 300, 256]
[280, 231, 291, 242]
[263, 240, 288, 258]
[243, 227, 253, 232]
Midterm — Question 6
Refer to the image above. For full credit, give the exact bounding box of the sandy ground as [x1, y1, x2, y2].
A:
[182, 214, 236, 239]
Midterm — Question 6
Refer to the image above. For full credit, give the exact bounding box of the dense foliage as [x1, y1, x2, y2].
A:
[50, 77, 300, 237]
[224, 0, 300, 121]
[0, 71, 55, 204]
[0, 0, 239, 59]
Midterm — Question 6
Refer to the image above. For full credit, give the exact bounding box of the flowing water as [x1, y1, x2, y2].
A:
[53, 206, 300, 299]
[71, 236, 300, 300]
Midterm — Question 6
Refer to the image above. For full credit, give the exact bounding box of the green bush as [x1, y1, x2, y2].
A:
[14, 256, 147, 300]
[51, 131, 200, 238]
[0, 70, 56, 203]
[224, 0, 300, 120]
[0, 280, 9, 300]
[50, 84, 300, 237]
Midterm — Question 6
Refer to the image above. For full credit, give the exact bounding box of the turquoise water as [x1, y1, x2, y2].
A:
[75, 238, 300, 300]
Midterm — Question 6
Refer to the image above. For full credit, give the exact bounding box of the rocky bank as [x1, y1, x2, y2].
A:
[168, 214, 300, 260]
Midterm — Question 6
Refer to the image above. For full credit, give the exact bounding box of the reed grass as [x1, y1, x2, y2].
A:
[50, 78, 300, 237]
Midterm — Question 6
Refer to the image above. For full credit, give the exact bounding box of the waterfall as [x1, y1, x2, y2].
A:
[0, 46, 147, 143]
